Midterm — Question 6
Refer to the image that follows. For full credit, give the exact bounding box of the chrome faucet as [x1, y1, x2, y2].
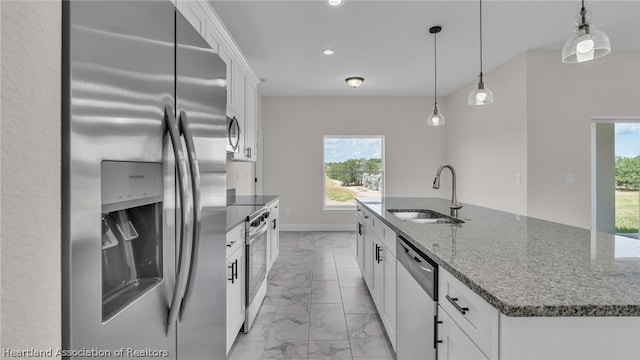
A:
[433, 164, 463, 217]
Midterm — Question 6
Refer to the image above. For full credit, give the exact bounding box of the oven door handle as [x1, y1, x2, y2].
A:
[248, 221, 269, 244]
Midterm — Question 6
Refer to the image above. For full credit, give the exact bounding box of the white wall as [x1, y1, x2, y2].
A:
[1, 0, 61, 351]
[526, 51, 640, 229]
[444, 53, 528, 215]
[262, 96, 446, 230]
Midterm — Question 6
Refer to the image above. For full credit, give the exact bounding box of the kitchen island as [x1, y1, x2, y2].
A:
[356, 197, 640, 359]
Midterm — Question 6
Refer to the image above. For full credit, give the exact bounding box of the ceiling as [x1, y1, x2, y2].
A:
[211, 0, 640, 96]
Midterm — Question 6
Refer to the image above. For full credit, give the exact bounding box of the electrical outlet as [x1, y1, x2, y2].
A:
[564, 173, 575, 184]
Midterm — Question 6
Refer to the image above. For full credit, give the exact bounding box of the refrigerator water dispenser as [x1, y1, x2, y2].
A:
[101, 161, 163, 322]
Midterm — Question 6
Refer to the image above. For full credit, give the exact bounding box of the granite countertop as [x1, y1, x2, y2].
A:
[357, 197, 640, 317]
[226, 195, 279, 231]
[226, 205, 260, 231]
[231, 195, 279, 206]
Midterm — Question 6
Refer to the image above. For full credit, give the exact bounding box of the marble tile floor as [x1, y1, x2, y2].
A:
[228, 231, 396, 360]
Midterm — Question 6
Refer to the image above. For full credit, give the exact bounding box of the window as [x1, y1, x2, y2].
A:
[592, 120, 639, 240]
[323, 136, 384, 210]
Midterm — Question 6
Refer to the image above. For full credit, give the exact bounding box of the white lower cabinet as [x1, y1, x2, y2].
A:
[437, 306, 488, 360]
[226, 225, 245, 354]
[381, 240, 396, 349]
[267, 200, 279, 272]
[354, 208, 396, 351]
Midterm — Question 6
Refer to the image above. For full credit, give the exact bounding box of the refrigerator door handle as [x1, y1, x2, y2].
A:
[165, 104, 195, 335]
[177, 110, 202, 314]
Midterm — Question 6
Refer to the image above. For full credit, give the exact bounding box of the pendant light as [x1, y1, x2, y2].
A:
[427, 26, 445, 127]
[562, 0, 611, 63]
[468, 0, 494, 105]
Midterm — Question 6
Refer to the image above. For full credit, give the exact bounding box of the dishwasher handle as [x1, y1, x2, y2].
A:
[397, 236, 437, 300]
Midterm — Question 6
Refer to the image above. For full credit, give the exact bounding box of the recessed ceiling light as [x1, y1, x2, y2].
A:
[323, 49, 335, 55]
[345, 77, 364, 88]
[328, 0, 344, 7]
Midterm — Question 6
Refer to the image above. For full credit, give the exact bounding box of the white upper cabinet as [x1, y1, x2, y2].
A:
[180, 1, 206, 34]
[176, 0, 259, 162]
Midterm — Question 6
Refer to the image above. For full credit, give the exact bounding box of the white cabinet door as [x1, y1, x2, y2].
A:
[180, 1, 206, 34]
[438, 306, 488, 360]
[382, 243, 396, 350]
[356, 220, 365, 271]
[231, 66, 247, 161]
[372, 238, 384, 307]
[226, 245, 245, 354]
[218, 46, 233, 113]
[244, 81, 257, 161]
[363, 225, 374, 287]
[232, 65, 246, 119]
[269, 202, 279, 268]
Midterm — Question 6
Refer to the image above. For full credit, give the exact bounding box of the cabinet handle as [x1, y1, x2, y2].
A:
[446, 295, 469, 315]
[358, 222, 363, 236]
[364, 215, 369, 219]
[375, 244, 382, 264]
[228, 262, 235, 283]
[272, 219, 277, 230]
[434, 315, 443, 349]
[233, 259, 239, 280]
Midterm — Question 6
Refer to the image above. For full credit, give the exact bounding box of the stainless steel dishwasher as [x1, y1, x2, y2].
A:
[396, 236, 438, 360]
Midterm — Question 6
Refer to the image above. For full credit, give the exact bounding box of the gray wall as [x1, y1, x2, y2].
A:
[1, 0, 61, 350]
[526, 51, 640, 229]
[264, 50, 640, 230]
[444, 52, 528, 215]
[262, 96, 446, 230]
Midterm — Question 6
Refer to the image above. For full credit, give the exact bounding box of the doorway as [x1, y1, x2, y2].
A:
[592, 120, 640, 239]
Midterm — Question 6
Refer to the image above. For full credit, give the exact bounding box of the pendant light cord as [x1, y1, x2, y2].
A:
[479, 0, 483, 76]
[434, 31, 438, 104]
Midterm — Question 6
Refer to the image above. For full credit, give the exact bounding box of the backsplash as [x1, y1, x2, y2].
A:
[226, 161, 255, 196]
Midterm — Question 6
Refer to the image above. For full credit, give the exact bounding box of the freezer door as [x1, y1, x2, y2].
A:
[175, 11, 228, 360]
[62, 1, 177, 358]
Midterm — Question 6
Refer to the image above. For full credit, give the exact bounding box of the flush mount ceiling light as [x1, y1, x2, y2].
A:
[562, 0, 611, 63]
[328, 0, 344, 7]
[427, 26, 445, 127]
[468, 0, 494, 106]
[345, 76, 364, 88]
[323, 49, 335, 55]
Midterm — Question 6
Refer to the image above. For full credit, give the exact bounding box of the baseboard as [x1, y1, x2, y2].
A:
[280, 224, 356, 232]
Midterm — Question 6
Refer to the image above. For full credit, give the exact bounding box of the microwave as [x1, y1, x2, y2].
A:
[226, 116, 240, 153]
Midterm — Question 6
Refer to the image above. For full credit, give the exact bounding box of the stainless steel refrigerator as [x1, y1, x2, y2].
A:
[62, 1, 227, 358]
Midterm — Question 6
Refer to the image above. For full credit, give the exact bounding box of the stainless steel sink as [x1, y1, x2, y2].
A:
[387, 209, 465, 224]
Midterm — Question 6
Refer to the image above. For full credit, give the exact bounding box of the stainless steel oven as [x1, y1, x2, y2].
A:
[244, 208, 269, 331]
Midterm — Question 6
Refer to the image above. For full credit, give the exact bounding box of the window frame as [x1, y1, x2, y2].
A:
[322, 135, 385, 211]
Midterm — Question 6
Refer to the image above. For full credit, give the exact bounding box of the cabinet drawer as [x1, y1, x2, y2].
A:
[438, 305, 489, 360]
[377, 221, 396, 258]
[439, 268, 498, 359]
[226, 223, 244, 258]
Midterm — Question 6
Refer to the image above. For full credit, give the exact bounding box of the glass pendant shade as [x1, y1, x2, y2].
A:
[427, 104, 445, 126]
[562, 9, 611, 63]
[468, 0, 494, 106]
[468, 75, 494, 105]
